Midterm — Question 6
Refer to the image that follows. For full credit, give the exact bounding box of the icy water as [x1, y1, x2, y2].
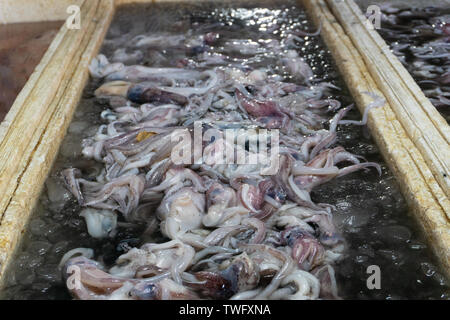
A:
[0, 21, 62, 121]
[375, 5, 450, 123]
[1, 0, 449, 300]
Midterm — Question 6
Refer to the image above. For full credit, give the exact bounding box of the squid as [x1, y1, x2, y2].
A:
[378, 5, 450, 116]
[192, 253, 259, 299]
[235, 89, 290, 130]
[63, 256, 197, 300]
[157, 187, 206, 247]
[282, 50, 314, 85]
[281, 227, 325, 271]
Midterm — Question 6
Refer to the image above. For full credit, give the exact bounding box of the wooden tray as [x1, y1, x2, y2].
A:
[0, 0, 448, 289]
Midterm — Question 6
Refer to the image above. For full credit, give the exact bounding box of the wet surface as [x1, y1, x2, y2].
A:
[0, 21, 62, 122]
[1, 1, 448, 300]
[374, 5, 450, 123]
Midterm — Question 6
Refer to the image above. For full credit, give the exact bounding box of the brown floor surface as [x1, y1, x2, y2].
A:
[0, 21, 62, 121]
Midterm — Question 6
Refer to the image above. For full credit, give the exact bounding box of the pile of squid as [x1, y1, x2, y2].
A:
[59, 23, 384, 300]
[376, 4, 450, 118]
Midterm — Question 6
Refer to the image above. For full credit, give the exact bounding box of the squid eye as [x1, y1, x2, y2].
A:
[245, 85, 257, 95]
[276, 190, 287, 202]
[130, 283, 158, 300]
[291, 152, 301, 160]
[319, 232, 343, 246]
[127, 85, 145, 103]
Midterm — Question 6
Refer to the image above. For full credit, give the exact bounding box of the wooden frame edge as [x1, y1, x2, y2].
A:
[300, 0, 450, 277]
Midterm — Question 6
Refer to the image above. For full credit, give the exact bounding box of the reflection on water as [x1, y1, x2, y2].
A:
[0, 21, 62, 121]
[1, 1, 448, 300]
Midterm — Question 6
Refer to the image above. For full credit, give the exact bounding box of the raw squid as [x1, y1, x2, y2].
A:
[376, 5, 450, 121]
[60, 9, 385, 301]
